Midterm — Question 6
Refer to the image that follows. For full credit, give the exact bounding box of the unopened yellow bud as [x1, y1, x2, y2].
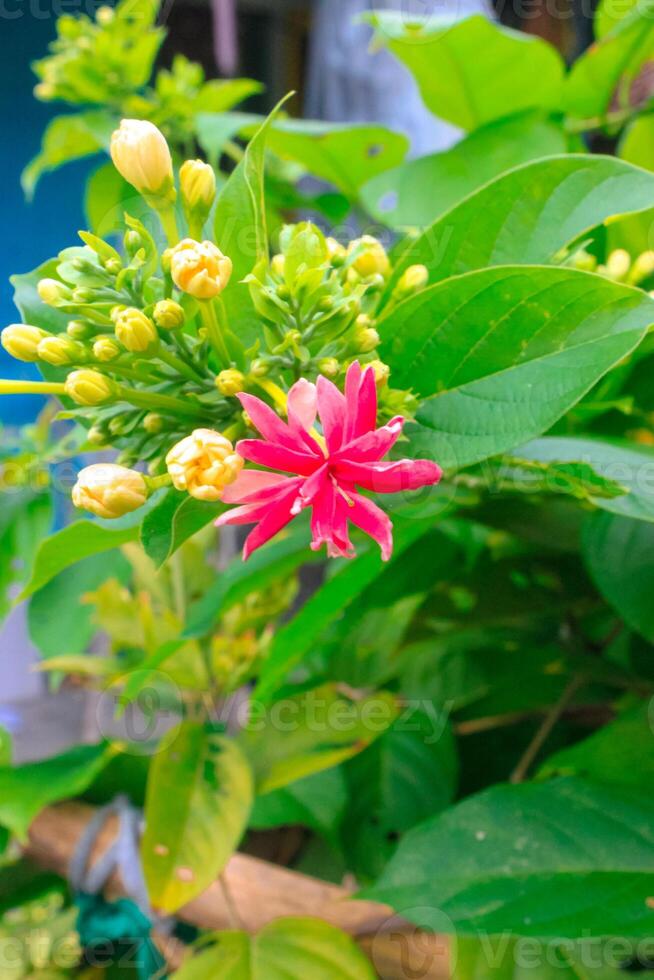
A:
[369, 359, 390, 386]
[166, 428, 244, 501]
[605, 249, 631, 282]
[180, 160, 216, 220]
[143, 412, 165, 434]
[326, 237, 347, 263]
[348, 236, 390, 279]
[1, 325, 48, 362]
[398, 264, 429, 293]
[271, 254, 285, 277]
[72, 463, 148, 519]
[34, 82, 55, 101]
[355, 315, 381, 353]
[629, 250, 654, 285]
[570, 250, 597, 273]
[87, 425, 108, 447]
[37, 335, 85, 366]
[37, 278, 71, 307]
[93, 338, 121, 362]
[216, 369, 246, 396]
[110, 119, 175, 201]
[96, 5, 114, 24]
[67, 320, 92, 340]
[114, 308, 158, 353]
[64, 369, 115, 406]
[169, 239, 233, 300]
[153, 299, 185, 331]
[317, 357, 339, 378]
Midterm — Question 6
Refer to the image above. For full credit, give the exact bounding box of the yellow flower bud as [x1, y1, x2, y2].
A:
[348, 236, 390, 279]
[72, 463, 148, 519]
[37, 335, 85, 366]
[180, 159, 216, 219]
[114, 308, 158, 353]
[169, 239, 233, 300]
[153, 300, 185, 331]
[216, 368, 246, 396]
[355, 315, 380, 354]
[629, 250, 654, 285]
[143, 412, 165, 434]
[37, 278, 71, 307]
[271, 254, 285, 277]
[1, 325, 48, 362]
[570, 250, 597, 273]
[93, 338, 121, 362]
[64, 369, 115, 406]
[95, 5, 114, 24]
[326, 237, 347, 263]
[317, 357, 339, 378]
[369, 359, 390, 387]
[110, 119, 175, 201]
[166, 428, 243, 501]
[398, 264, 429, 293]
[605, 249, 631, 282]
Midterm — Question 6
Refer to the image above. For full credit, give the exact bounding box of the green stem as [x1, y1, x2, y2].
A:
[114, 384, 204, 418]
[156, 204, 180, 246]
[156, 347, 205, 384]
[0, 380, 66, 396]
[146, 474, 173, 491]
[189, 217, 204, 241]
[199, 300, 231, 367]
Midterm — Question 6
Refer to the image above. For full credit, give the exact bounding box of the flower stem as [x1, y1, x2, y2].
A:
[156, 203, 180, 246]
[254, 378, 288, 414]
[0, 380, 66, 396]
[156, 347, 206, 384]
[199, 300, 232, 367]
[114, 384, 204, 418]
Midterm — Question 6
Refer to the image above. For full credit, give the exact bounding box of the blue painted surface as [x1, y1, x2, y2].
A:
[0, 14, 98, 424]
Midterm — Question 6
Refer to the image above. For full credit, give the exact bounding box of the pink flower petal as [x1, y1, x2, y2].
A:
[238, 392, 314, 455]
[236, 439, 321, 476]
[343, 363, 377, 442]
[347, 493, 394, 561]
[338, 416, 405, 463]
[316, 375, 347, 453]
[334, 458, 443, 494]
[221, 470, 300, 504]
[288, 379, 317, 433]
[242, 488, 299, 559]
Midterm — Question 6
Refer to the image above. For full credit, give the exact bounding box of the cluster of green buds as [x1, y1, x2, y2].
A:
[246, 223, 425, 420]
[32, 0, 163, 106]
[1, 118, 425, 521]
[567, 247, 654, 287]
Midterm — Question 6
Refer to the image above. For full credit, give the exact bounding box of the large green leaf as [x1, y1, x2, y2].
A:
[140, 488, 224, 567]
[253, 518, 434, 701]
[12, 261, 71, 336]
[239, 685, 398, 794]
[0, 743, 113, 841]
[583, 511, 654, 640]
[250, 767, 347, 844]
[21, 111, 113, 198]
[379, 266, 654, 470]
[385, 154, 654, 293]
[564, 0, 654, 122]
[141, 723, 253, 912]
[174, 918, 375, 979]
[361, 112, 566, 230]
[365, 13, 564, 131]
[364, 777, 654, 937]
[454, 935, 633, 978]
[539, 701, 654, 789]
[509, 436, 654, 522]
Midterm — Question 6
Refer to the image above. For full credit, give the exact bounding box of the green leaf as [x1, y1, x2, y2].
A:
[539, 701, 654, 789]
[0, 728, 11, 767]
[509, 437, 654, 521]
[184, 525, 314, 638]
[253, 518, 434, 701]
[361, 112, 566, 230]
[140, 489, 224, 567]
[365, 13, 564, 131]
[239, 685, 399, 794]
[195, 78, 263, 114]
[385, 154, 654, 293]
[454, 935, 633, 978]
[0, 743, 112, 841]
[250, 767, 347, 844]
[21, 111, 114, 198]
[173, 918, 375, 979]
[344, 708, 458, 880]
[84, 161, 135, 236]
[19, 516, 142, 600]
[263, 118, 409, 196]
[564, 0, 654, 122]
[363, 777, 654, 937]
[583, 511, 654, 640]
[141, 723, 253, 912]
[498, 456, 627, 504]
[379, 266, 654, 471]
[27, 549, 131, 658]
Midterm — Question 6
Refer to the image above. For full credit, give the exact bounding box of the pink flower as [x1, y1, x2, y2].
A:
[216, 362, 442, 561]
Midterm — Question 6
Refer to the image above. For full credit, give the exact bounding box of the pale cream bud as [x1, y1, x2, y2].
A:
[215, 369, 246, 397]
[114, 308, 158, 353]
[110, 119, 175, 201]
[64, 369, 115, 406]
[605, 249, 631, 282]
[326, 237, 347, 263]
[398, 264, 429, 293]
[271, 254, 286, 277]
[166, 428, 244, 501]
[1, 325, 49, 362]
[180, 160, 216, 219]
[169, 239, 233, 300]
[72, 463, 148, 519]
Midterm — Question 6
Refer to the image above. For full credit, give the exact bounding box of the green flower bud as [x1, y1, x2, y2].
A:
[124, 230, 143, 257]
[250, 358, 270, 377]
[67, 320, 93, 341]
[143, 412, 165, 434]
[153, 299, 185, 331]
[104, 258, 123, 276]
[317, 357, 339, 378]
[1, 324, 49, 362]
